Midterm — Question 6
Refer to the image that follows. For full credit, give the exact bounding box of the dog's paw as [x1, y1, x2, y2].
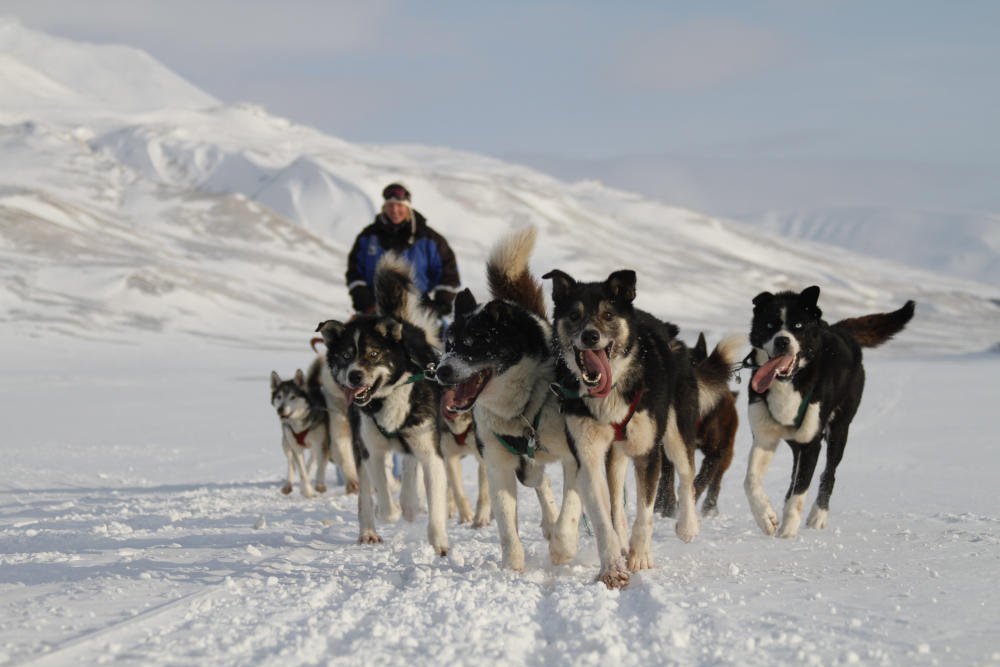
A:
[457, 509, 475, 525]
[806, 505, 828, 530]
[472, 515, 491, 529]
[402, 505, 420, 523]
[300, 488, 316, 499]
[358, 530, 382, 545]
[345, 479, 360, 495]
[659, 503, 677, 519]
[377, 503, 402, 524]
[675, 514, 700, 543]
[701, 504, 719, 518]
[596, 558, 630, 589]
[777, 521, 800, 539]
[749, 498, 779, 536]
[627, 548, 654, 572]
[315, 484, 327, 494]
[501, 548, 525, 573]
[280, 484, 292, 495]
[549, 534, 578, 566]
[436, 545, 450, 558]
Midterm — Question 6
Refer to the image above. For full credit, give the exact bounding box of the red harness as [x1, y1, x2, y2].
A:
[453, 423, 473, 446]
[289, 426, 310, 447]
[612, 383, 644, 441]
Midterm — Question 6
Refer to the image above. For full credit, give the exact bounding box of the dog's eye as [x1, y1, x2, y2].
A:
[341, 351, 352, 360]
[366, 350, 381, 361]
[793, 322, 803, 329]
[766, 322, 775, 330]
[601, 311, 614, 322]
[569, 311, 581, 322]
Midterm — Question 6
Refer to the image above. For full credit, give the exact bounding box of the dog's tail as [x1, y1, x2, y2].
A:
[836, 300, 915, 348]
[374, 252, 441, 347]
[487, 226, 546, 319]
[694, 333, 745, 418]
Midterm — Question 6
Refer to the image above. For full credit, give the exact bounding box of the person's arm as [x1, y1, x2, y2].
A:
[426, 231, 461, 316]
[346, 232, 375, 313]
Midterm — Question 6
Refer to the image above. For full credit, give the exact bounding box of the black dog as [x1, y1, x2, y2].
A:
[743, 285, 915, 537]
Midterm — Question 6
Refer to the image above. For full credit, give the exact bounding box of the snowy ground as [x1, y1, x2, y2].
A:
[2, 342, 997, 666]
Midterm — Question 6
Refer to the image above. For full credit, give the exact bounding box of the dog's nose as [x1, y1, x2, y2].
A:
[773, 336, 790, 351]
[435, 364, 454, 384]
[581, 329, 600, 347]
[348, 370, 363, 386]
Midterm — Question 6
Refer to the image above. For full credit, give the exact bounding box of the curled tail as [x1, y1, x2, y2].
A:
[836, 300, 915, 348]
[695, 333, 745, 418]
[374, 252, 441, 347]
[487, 226, 546, 319]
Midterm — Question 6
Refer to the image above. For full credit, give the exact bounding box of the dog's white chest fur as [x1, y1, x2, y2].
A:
[757, 382, 822, 442]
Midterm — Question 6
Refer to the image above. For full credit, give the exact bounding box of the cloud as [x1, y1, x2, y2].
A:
[609, 18, 794, 92]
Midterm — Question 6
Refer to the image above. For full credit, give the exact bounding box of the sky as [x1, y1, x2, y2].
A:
[5, 1, 1000, 216]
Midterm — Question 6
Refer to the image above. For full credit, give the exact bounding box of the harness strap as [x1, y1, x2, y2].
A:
[290, 426, 310, 447]
[792, 390, 813, 430]
[493, 405, 544, 459]
[453, 423, 473, 446]
[375, 421, 400, 440]
[612, 382, 644, 441]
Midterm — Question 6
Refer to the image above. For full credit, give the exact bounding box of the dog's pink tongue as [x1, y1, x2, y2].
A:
[440, 388, 459, 418]
[582, 348, 612, 397]
[343, 387, 355, 407]
[751, 355, 795, 393]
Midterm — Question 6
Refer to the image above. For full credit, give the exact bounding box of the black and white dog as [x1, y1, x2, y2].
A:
[435, 227, 584, 575]
[316, 254, 451, 556]
[744, 285, 915, 538]
[543, 269, 742, 587]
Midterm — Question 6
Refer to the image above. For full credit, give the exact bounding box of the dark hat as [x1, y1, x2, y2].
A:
[382, 183, 411, 204]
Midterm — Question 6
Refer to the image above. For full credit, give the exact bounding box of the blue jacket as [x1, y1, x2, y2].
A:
[346, 211, 460, 314]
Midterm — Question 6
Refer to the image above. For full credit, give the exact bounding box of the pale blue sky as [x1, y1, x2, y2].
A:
[8, 1, 1000, 214]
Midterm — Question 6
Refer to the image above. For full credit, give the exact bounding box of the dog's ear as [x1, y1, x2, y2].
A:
[316, 320, 345, 348]
[542, 269, 576, 305]
[455, 288, 477, 317]
[752, 291, 774, 308]
[375, 317, 405, 341]
[270, 371, 281, 392]
[485, 300, 513, 322]
[800, 285, 822, 319]
[294, 369, 306, 388]
[694, 332, 707, 360]
[607, 270, 636, 304]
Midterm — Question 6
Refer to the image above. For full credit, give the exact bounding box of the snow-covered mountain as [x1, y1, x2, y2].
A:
[1, 17, 998, 354]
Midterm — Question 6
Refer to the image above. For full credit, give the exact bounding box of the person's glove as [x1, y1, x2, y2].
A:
[350, 285, 375, 314]
[429, 291, 454, 317]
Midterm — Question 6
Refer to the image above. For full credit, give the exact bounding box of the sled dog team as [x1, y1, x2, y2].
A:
[271, 226, 914, 588]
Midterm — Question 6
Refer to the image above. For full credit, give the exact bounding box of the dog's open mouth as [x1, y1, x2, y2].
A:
[440, 369, 492, 417]
[346, 378, 381, 407]
[751, 355, 797, 393]
[575, 344, 613, 397]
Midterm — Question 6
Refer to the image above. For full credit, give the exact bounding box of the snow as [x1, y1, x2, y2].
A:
[1, 18, 999, 666]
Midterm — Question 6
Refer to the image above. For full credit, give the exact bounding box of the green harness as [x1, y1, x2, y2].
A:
[738, 353, 812, 430]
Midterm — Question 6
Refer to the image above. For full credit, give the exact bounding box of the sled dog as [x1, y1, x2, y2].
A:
[656, 332, 739, 518]
[743, 285, 915, 537]
[316, 254, 451, 555]
[543, 268, 742, 587]
[439, 408, 491, 527]
[435, 227, 584, 575]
